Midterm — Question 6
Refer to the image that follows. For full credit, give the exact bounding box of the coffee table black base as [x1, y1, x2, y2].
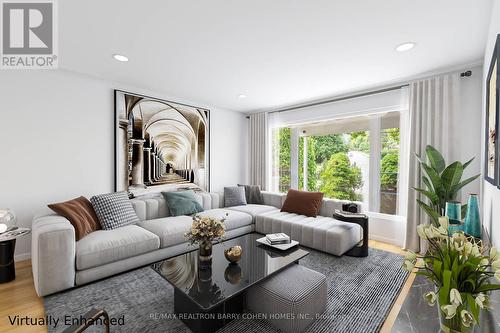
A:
[0, 239, 16, 283]
[174, 288, 244, 333]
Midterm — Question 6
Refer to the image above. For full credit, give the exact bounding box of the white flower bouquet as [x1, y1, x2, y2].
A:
[184, 214, 226, 246]
[403, 217, 500, 332]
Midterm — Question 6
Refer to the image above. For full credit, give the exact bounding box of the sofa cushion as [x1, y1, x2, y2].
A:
[255, 210, 361, 256]
[130, 193, 213, 221]
[76, 225, 160, 270]
[224, 186, 247, 207]
[161, 190, 204, 216]
[90, 191, 140, 230]
[48, 196, 101, 241]
[137, 216, 193, 248]
[238, 184, 264, 204]
[130, 196, 169, 221]
[197, 209, 252, 231]
[281, 189, 324, 218]
[226, 204, 279, 217]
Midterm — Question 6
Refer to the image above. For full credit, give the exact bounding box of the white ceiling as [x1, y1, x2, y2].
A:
[60, 0, 492, 112]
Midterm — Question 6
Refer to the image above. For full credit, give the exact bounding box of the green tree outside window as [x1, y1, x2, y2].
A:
[319, 152, 363, 201]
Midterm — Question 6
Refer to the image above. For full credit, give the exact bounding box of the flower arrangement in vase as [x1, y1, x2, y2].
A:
[184, 214, 227, 266]
[403, 217, 500, 332]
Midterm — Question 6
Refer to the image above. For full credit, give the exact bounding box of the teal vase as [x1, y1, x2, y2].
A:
[445, 201, 463, 234]
[464, 194, 481, 238]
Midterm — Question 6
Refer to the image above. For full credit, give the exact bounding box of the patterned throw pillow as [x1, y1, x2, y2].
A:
[224, 186, 247, 207]
[90, 191, 140, 230]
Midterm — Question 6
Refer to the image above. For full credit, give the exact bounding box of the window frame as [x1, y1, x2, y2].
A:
[269, 110, 408, 218]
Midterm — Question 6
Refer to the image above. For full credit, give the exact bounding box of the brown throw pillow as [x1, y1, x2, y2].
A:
[281, 189, 324, 217]
[48, 196, 101, 241]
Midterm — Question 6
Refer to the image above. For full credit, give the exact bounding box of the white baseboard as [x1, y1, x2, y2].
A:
[369, 234, 404, 248]
[366, 213, 405, 248]
[15, 252, 31, 262]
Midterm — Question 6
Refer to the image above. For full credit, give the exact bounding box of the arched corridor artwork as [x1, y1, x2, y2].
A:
[115, 90, 210, 195]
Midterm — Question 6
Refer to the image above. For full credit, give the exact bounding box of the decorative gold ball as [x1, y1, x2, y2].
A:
[224, 245, 243, 263]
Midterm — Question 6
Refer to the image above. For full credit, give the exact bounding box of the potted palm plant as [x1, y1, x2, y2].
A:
[403, 217, 500, 332]
[414, 145, 480, 226]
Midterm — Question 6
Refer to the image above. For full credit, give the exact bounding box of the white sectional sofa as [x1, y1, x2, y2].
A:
[31, 191, 361, 296]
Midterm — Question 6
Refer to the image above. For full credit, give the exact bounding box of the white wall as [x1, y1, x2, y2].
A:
[368, 213, 406, 247]
[453, 66, 484, 199]
[0, 69, 248, 260]
[482, 0, 500, 249]
[210, 106, 248, 191]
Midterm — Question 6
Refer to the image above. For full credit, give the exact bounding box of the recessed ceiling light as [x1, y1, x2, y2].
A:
[113, 54, 129, 62]
[238, 94, 247, 99]
[396, 42, 416, 52]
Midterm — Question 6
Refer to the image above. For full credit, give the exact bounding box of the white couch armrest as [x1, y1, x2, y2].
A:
[31, 215, 76, 296]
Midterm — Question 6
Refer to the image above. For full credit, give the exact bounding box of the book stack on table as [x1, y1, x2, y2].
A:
[266, 233, 290, 245]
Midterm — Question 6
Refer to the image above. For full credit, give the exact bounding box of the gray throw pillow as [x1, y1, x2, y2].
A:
[238, 184, 264, 204]
[162, 190, 204, 216]
[90, 191, 140, 230]
[224, 186, 247, 207]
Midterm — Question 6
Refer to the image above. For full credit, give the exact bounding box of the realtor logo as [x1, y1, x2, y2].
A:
[1, 0, 58, 69]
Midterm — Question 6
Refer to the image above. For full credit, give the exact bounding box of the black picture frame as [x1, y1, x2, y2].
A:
[484, 35, 500, 186]
[114, 89, 211, 194]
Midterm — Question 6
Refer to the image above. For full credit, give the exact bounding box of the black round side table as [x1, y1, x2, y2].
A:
[333, 209, 369, 257]
[0, 228, 30, 283]
[0, 239, 16, 283]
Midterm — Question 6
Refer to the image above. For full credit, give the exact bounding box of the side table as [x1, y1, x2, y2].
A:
[333, 209, 369, 257]
[0, 228, 30, 283]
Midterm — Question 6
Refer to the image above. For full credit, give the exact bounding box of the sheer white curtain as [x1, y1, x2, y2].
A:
[404, 74, 459, 252]
[397, 87, 410, 217]
[248, 112, 268, 189]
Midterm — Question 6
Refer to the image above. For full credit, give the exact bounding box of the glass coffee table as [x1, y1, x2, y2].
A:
[152, 233, 309, 333]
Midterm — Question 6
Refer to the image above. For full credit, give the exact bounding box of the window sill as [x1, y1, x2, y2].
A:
[365, 211, 405, 222]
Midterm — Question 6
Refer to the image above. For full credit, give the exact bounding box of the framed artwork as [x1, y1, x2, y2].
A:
[485, 35, 500, 185]
[114, 90, 210, 195]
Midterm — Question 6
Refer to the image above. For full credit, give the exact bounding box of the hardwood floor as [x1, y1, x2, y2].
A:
[0, 260, 45, 333]
[0, 240, 412, 333]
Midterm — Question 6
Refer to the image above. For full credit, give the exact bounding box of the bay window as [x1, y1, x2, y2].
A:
[270, 111, 404, 216]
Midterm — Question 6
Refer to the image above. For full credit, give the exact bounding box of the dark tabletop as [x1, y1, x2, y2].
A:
[152, 233, 309, 311]
[391, 274, 500, 333]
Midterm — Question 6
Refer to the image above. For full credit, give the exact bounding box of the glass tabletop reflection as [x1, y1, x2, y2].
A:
[151, 233, 309, 310]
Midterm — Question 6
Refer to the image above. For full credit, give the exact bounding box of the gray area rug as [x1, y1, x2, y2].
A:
[44, 247, 408, 333]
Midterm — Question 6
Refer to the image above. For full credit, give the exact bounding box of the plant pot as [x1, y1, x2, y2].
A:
[437, 300, 475, 333]
[199, 241, 212, 268]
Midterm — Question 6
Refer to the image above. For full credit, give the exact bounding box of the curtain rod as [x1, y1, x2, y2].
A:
[266, 84, 409, 115]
